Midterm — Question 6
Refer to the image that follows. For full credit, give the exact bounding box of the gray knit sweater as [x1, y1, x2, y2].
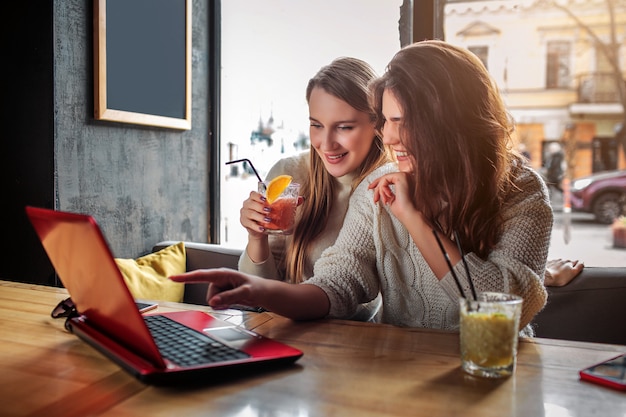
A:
[305, 162, 552, 335]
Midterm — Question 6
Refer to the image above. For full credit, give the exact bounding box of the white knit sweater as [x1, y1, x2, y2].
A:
[305, 162, 552, 335]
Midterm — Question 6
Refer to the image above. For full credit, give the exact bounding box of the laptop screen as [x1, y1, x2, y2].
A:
[26, 207, 165, 367]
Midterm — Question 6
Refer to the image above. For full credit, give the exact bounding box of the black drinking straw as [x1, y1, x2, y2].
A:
[432, 229, 467, 299]
[453, 230, 477, 301]
[225, 158, 265, 190]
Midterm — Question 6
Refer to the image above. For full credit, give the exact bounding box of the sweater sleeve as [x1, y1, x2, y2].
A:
[304, 165, 395, 318]
[238, 240, 282, 279]
[439, 165, 552, 329]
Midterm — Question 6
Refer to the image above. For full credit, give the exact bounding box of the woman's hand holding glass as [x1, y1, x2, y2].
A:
[239, 191, 272, 265]
[240, 191, 270, 239]
[240, 191, 305, 264]
[240, 191, 305, 238]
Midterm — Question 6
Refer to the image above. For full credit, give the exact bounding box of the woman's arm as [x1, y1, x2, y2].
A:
[238, 242, 279, 278]
[369, 172, 461, 279]
[238, 153, 308, 280]
[170, 268, 330, 320]
[307, 168, 393, 319]
[237, 192, 284, 280]
[442, 167, 552, 327]
[239, 190, 272, 263]
[370, 165, 551, 328]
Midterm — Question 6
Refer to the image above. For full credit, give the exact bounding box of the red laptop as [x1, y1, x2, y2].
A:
[26, 206, 302, 385]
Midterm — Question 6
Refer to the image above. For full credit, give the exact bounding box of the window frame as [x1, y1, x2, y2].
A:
[546, 39, 572, 89]
[209, 0, 222, 244]
[468, 45, 489, 70]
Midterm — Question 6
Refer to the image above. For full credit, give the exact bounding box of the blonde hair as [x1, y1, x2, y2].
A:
[284, 57, 389, 283]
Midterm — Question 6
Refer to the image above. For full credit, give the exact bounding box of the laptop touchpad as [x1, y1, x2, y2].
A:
[204, 327, 255, 348]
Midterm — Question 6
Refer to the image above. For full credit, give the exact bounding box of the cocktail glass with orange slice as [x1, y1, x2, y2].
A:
[259, 175, 300, 235]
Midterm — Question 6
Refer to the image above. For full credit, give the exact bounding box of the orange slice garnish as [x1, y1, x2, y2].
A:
[265, 174, 293, 204]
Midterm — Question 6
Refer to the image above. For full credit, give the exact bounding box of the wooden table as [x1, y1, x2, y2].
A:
[1, 280, 625, 417]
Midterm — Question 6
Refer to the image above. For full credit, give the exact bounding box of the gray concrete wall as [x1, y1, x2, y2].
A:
[53, 0, 211, 258]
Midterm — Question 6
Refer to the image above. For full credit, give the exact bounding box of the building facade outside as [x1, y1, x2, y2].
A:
[444, 0, 626, 179]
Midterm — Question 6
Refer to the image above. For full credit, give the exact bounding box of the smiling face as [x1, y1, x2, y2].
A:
[381, 89, 414, 173]
[308, 87, 377, 179]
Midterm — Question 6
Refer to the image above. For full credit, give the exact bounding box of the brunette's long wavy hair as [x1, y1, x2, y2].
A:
[370, 40, 524, 258]
[284, 57, 389, 283]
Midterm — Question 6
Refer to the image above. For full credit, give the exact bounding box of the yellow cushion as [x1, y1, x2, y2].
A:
[115, 242, 186, 302]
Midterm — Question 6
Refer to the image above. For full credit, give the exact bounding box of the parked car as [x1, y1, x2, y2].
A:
[570, 170, 626, 224]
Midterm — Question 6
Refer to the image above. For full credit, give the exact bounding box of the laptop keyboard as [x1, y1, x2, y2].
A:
[144, 315, 250, 367]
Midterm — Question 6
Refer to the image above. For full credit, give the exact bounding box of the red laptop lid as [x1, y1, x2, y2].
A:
[26, 206, 165, 368]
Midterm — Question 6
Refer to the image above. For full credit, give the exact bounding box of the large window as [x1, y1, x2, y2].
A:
[219, 0, 403, 248]
[216, 0, 625, 267]
[468, 45, 489, 69]
[546, 40, 571, 89]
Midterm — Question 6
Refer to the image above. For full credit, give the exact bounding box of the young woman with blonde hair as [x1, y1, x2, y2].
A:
[237, 57, 389, 319]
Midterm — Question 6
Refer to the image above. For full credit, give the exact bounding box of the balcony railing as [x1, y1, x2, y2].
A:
[577, 72, 625, 104]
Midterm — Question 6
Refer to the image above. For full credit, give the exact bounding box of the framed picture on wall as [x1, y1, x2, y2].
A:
[94, 0, 192, 130]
